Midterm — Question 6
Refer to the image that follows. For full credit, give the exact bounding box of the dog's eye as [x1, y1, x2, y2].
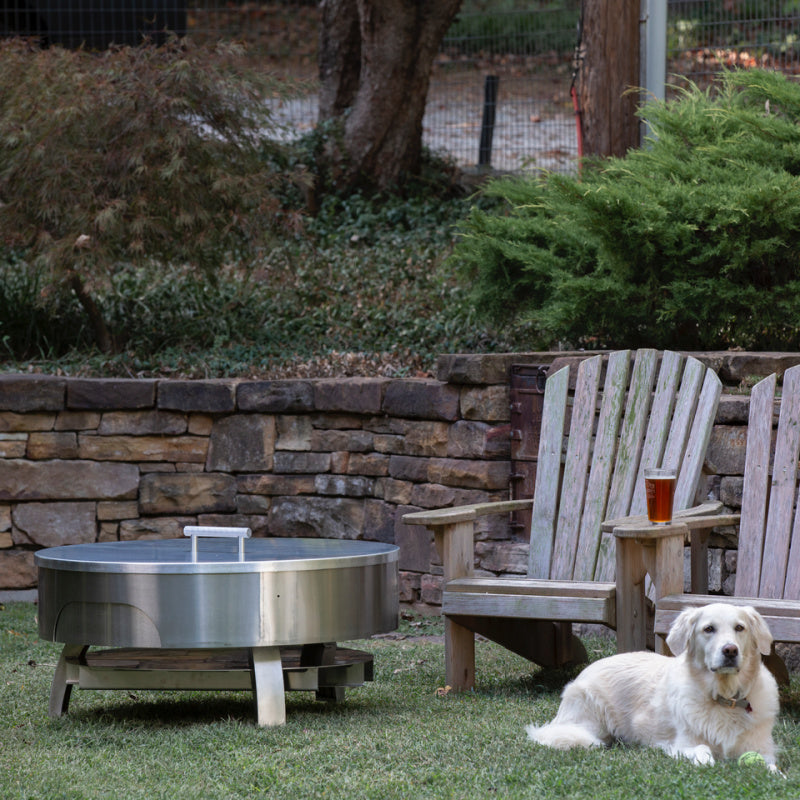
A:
[735, 624, 745, 632]
[703, 625, 716, 634]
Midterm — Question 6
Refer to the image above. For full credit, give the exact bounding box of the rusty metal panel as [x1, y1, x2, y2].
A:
[509, 364, 548, 539]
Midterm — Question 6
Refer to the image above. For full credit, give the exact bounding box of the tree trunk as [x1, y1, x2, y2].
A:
[578, 0, 641, 158]
[318, 0, 462, 191]
[69, 271, 114, 353]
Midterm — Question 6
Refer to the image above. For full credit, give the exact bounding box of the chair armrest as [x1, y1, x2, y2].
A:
[402, 499, 532, 527]
[601, 500, 726, 533]
[402, 499, 533, 584]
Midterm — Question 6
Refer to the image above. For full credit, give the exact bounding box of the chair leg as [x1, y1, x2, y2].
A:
[764, 646, 790, 687]
[445, 617, 475, 691]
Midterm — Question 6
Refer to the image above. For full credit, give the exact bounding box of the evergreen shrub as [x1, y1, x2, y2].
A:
[455, 68, 800, 351]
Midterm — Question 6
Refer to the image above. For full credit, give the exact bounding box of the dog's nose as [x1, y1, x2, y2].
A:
[722, 643, 739, 660]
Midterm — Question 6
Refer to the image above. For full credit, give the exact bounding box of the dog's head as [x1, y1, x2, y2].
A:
[665, 603, 773, 674]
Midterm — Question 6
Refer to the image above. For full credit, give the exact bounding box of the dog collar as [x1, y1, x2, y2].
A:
[716, 693, 752, 713]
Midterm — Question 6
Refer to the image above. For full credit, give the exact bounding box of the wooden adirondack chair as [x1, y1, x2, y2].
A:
[403, 349, 723, 691]
[653, 363, 800, 682]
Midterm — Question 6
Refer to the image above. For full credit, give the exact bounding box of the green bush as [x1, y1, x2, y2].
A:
[455, 68, 800, 351]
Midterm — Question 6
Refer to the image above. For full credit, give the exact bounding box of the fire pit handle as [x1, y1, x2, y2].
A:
[183, 526, 252, 562]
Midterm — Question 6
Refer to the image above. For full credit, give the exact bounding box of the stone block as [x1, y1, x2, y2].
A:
[79, 434, 208, 463]
[310, 413, 363, 430]
[273, 451, 331, 474]
[98, 410, 187, 436]
[158, 380, 237, 413]
[238, 380, 315, 413]
[27, 432, 78, 460]
[347, 453, 390, 477]
[719, 476, 744, 508]
[275, 415, 313, 451]
[410, 483, 457, 509]
[206, 415, 276, 472]
[377, 478, 413, 505]
[427, 458, 511, 491]
[382, 380, 459, 421]
[420, 573, 443, 606]
[310, 429, 373, 453]
[67, 379, 156, 410]
[0, 412, 55, 432]
[198, 513, 270, 537]
[717, 353, 800, 384]
[715, 395, 749, 425]
[120, 516, 195, 540]
[447, 420, 497, 459]
[188, 414, 214, 436]
[436, 352, 557, 386]
[330, 452, 349, 474]
[0, 435, 26, 458]
[0, 375, 65, 411]
[0, 531, 11, 548]
[388, 455, 429, 483]
[55, 411, 101, 431]
[398, 571, 421, 604]
[236, 494, 271, 514]
[460, 385, 511, 422]
[97, 501, 139, 521]
[139, 473, 237, 514]
[237, 474, 317, 496]
[313, 379, 388, 414]
[0, 549, 37, 588]
[475, 540, 529, 574]
[314, 474, 374, 497]
[705, 426, 747, 476]
[99, 522, 118, 542]
[269, 496, 365, 539]
[0, 460, 139, 500]
[13, 501, 96, 547]
[365, 499, 396, 543]
[0, 506, 10, 531]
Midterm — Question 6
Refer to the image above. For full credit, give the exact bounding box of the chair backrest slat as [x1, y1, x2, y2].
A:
[629, 349, 685, 516]
[550, 355, 603, 580]
[527, 349, 721, 585]
[734, 373, 775, 598]
[760, 366, 800, 599]
[673, 367, 723, 510]
[593, 350, 660, 580]
[605, 349, 659, 520]
[572, 350, 630, 581]
[528, 364, 570, 578]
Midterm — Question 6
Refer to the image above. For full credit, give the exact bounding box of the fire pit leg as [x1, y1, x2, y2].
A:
[250, 646, 286, 726]
[49, 644, 88, 718]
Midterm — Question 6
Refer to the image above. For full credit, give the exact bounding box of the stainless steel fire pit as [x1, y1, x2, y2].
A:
[36, 528, 399, 726]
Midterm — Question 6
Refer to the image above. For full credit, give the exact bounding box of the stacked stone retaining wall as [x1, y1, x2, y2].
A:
[2, 351, 800, 609]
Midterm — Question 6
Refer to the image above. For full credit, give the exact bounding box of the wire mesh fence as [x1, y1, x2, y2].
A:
[667, 0, 800, 95]
[2, 1, 800, 172]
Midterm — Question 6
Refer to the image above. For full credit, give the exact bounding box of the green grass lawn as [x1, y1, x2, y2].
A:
[3, 602, 800, 800]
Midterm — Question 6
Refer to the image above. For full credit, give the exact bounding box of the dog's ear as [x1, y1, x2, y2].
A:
[666, 607, 700, 656]
[742, 606, 773, 656]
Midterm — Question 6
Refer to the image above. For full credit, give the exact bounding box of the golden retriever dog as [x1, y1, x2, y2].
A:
[527, 604, 780, 771]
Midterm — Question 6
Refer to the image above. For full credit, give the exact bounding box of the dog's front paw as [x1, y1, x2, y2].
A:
[688, 745, 715, 766]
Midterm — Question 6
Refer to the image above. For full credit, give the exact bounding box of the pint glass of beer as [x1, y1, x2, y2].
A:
[644, 468, 676, 525]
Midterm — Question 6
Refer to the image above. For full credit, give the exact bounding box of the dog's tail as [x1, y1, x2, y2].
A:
[526, 722, 604, 750]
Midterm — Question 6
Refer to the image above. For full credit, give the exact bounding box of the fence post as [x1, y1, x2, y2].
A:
[478, 75, 499, 167]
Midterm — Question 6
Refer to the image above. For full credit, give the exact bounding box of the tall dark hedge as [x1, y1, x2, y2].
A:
[455, 69, 800, 351]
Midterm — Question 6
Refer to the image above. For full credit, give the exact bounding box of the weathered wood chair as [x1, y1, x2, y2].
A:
[653, 364, 800, 682]
[403, 349, 722, 691]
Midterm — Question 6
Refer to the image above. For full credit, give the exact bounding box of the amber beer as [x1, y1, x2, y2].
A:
[644, 468, 676, 525]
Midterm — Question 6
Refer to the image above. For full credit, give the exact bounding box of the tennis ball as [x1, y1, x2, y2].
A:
[738, 751, 766, 767]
